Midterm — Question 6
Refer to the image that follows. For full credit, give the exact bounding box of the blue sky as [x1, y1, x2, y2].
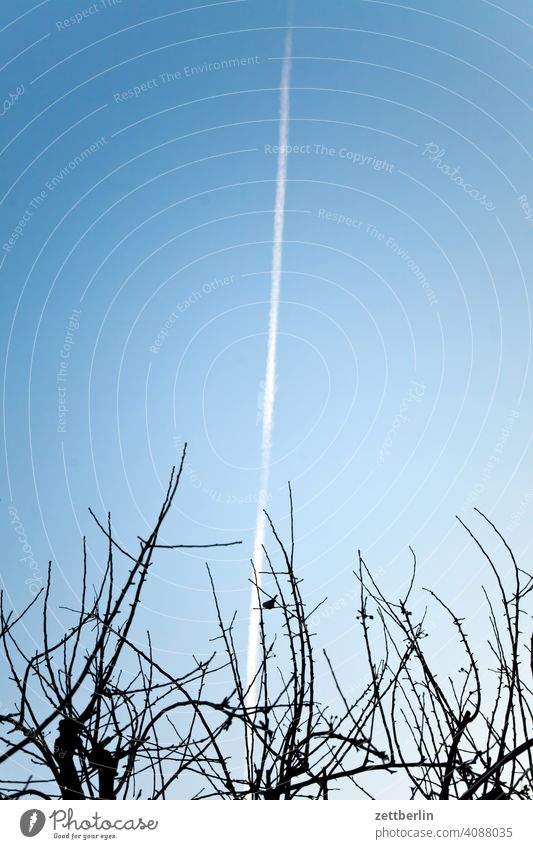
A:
[1, 0, 533, 797]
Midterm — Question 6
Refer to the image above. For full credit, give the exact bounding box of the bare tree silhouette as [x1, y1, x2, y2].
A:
[180, 486, 394, 799]
[1, 451, 532, 800]
[0, 448, 241, 800]
[355, 509, 533, 800]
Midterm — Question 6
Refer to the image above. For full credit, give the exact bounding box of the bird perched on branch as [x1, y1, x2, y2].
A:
[262, 595, 277, 610]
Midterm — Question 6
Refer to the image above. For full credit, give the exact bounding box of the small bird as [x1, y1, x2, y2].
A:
[262, 595, 278, 610]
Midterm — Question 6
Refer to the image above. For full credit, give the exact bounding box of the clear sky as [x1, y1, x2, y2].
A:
[1, 0, 533, 798]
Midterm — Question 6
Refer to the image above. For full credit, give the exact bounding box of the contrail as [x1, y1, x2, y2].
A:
[245, 31, 292, 715]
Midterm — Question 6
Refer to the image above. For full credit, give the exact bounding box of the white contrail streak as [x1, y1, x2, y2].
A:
[245, 32, 292, 713]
